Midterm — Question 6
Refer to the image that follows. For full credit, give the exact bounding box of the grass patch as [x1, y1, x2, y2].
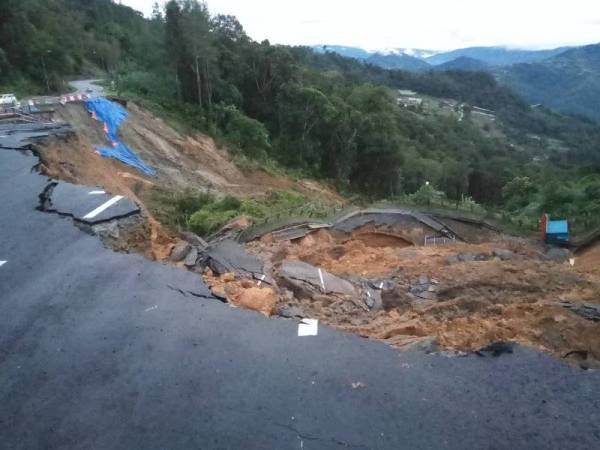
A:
[144, 188, 339, 238]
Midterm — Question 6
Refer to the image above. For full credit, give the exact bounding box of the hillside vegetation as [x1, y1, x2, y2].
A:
[2, 0, 600, 234]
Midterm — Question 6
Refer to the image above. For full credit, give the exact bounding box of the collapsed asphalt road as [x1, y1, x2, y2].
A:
[1, 149, 600, 449]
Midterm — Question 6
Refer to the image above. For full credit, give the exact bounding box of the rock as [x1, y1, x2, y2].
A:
[382, 287, 413, 311]
[545, 247, 571, 263]
[446, 255, 460, 265]
[240, 279, 254, 289]
[476, 341, 514, 357]
[184, 246, 198, 267]
[234, 287, 278, 316]
[417, 275, 430, 286]
[211, 285, 227, 301]
[558, 302, 600, 322]
[457, 253, 476, 262]
[170, 241, 192, 262]
[414, 291, 436, 300]
[474, 252, 491, 261]
[221, 272, 236, 282]
[92, 221, 120, 239]
[493, 249, 514, 261]
[364, 288, 383, 310]
[368, 279, 395, 291]
[397, 336, 438, 353]
[456, 252, 490, 262]
[180, 231, 208, 249]
[277, 305, 306, 318]
[252, 272, 277, 287]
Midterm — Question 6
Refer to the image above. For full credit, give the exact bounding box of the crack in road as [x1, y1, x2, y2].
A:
[167, 284, 216, 301]
[275, 423, 369, 449]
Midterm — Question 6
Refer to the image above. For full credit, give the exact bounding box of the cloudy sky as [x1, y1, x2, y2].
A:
[120, 0, 600, 51]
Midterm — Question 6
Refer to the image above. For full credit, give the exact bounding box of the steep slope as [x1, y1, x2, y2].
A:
[39, 101, 344, 222]
[497, 44, 600, 119]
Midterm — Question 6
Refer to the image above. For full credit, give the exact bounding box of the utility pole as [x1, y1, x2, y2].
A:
[41, 50, 51, 94]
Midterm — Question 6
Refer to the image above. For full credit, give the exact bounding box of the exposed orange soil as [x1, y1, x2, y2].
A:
[242, 228, 600, 367]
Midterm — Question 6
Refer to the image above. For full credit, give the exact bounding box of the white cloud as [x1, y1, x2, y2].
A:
[120, 0, 600, 50]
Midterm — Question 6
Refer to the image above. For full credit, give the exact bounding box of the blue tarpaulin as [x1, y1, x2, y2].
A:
[85, 98, 157, 176]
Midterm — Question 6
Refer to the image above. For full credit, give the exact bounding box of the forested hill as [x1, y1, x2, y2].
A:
[497, 44, 600, 120]
[2, 0, 600, 232]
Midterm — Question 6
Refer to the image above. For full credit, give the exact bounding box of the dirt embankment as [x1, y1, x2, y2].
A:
[37, 101, 343, 258]
[229, 226, 600, 367]
[47, 102, 343, 201]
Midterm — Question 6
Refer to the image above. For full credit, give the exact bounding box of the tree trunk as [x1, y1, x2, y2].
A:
[204, 60, 212, 111]
[195, 56, 203, 108]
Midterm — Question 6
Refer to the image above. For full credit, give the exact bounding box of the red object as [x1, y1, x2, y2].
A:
[540, 214, 549, 241]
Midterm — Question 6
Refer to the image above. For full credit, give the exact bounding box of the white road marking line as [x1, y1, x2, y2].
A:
[257, 274, 266, 287]
[317, 268, 326, 292]
[379, 282, 384, 289]
[88, 190, 106, 195]
[83, 195, 123, 219]
[0, 261, 6, 267]
[298, 319, 318, 337]
[145, 305, 158, 312]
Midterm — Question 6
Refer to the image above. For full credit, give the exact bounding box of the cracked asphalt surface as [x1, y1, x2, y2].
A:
[1, 149, 600, 449]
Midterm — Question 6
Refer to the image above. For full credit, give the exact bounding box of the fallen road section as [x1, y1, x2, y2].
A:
[39, 181, 140, 225]
[195, 212, 600, 369]
[0, 121, 71, 150]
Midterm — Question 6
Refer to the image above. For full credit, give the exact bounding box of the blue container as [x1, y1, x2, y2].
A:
[546, 220, 569, 244]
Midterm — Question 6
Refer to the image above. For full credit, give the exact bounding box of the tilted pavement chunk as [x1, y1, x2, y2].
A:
[203, 239, 264, 276]
[41, 182, 140, 225]
[279, 260, 358, 299]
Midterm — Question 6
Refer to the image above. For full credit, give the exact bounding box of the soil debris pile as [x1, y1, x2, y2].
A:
[200, 216, 600, 368]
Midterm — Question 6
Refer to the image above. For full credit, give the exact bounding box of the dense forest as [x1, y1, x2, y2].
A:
[1, 0, 600, 232]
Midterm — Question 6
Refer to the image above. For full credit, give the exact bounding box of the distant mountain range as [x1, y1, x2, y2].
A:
[426, 46, 570, 66]
[312, 44, 571, 71]
[432, 56, 489, 72]
[496, 44, 600, 120]
[313, 43, 600, 121]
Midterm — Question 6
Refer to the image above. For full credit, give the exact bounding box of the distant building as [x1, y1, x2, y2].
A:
[398, 97, 423, 107]
[397, 90, 422, 108]
[398, 89, 417, 96]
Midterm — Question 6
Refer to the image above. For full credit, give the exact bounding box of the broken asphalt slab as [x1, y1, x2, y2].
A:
[558, 302, 600, 322]
[2, 151, 600, 449]
[280, 260, 358, 298]
[40, 181, 140, 225]
[0, 122, 72, 150]
[202, 239, 264, 276]
[333, 208, 461, 241]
